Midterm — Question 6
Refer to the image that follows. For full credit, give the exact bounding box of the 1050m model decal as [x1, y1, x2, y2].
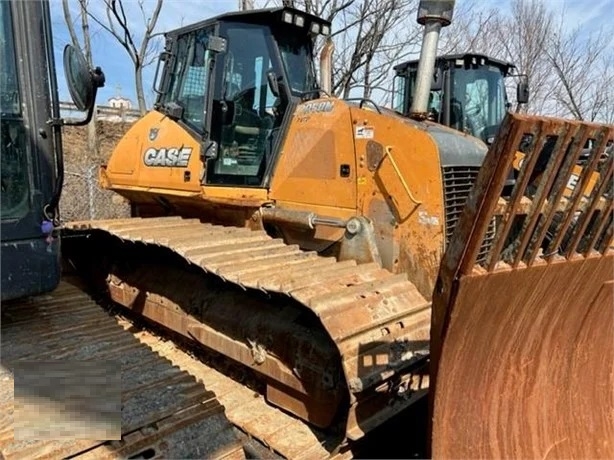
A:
[143, 147, 192, 167]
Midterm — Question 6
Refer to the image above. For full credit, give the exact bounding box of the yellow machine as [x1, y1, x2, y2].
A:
[64, 4, 613, 457]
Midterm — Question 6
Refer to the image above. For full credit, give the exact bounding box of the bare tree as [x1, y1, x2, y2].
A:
[497, 0, 557, 113]
[439, 1, 502, 57]
[545, 26, 614, 122]
[62, 0, 98, 158]
[239, 0, 255, 9]
[440, 0, 557, 114]
[267, 0, 421, 101]
[85, 0, 164, 113]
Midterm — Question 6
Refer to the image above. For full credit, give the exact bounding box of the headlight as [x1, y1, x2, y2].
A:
[294, 14, 305, 27]
[321, 24, 330, 35]
[310, 22, 320, 34]
[282, 11, 293, 23]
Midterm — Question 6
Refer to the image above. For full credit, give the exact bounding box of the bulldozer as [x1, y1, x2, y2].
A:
[62, 0, 613, 457]
[392, 52, 529, 144]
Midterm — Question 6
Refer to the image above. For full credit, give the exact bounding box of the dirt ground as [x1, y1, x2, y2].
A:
[62, 121, 133, 165]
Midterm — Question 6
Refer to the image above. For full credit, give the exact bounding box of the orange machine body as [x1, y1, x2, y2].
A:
[100, 98, 486, 298]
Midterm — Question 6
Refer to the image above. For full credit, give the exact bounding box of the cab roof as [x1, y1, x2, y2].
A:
[394, 53, 517, 76]
[165, 6, 330, 37]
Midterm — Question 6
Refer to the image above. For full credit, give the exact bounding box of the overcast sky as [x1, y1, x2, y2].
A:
[49, 0, 613, 108]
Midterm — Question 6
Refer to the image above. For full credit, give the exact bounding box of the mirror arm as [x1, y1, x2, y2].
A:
[63, 67, 105, 127]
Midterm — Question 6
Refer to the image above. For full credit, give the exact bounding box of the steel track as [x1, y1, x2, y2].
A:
[64, 217, 431, 446]
[0, 279, 244, 460]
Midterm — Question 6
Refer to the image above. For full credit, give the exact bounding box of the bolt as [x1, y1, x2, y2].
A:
[346, 218, 362, 235]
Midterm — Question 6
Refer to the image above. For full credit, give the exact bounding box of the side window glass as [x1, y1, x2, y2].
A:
[1, 2, 30, 220]
[163, 29, 211, 132]
[393, 74, 406, 114]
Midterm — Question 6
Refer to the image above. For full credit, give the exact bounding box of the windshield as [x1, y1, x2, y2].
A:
[451, 66, 507, 141]
[1, 1, 30, 220]
[277, 33, 318, 96]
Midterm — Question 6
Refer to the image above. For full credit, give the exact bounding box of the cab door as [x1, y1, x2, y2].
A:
[1, 1, 61, 299]
[140, 26, 216, 192]
[204, 22, 285, 188]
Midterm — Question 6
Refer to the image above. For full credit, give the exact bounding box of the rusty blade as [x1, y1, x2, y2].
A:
[431, 113, 614, 459]
[432, 255, 614, 459]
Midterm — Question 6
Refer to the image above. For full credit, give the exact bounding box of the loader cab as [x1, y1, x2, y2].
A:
[1, 0, 102, 301]
[393, 53, 528, 144]
[153, 7, 330, 187]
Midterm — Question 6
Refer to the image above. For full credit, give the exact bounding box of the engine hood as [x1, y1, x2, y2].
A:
[381, 106, 488, 168]
[425, 123, 488, 168]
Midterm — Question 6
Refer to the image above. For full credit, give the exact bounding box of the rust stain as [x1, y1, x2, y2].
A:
[432, 257, 613, 459]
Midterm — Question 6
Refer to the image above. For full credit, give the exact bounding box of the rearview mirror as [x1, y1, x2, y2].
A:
[267, 70, 280, 98]
[516, 76, 529, 104]
[63, 44, 105, 126]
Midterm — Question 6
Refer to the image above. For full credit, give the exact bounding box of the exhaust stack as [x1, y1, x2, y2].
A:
[410, 0, 455, 119]
[320, 37, 334, 95]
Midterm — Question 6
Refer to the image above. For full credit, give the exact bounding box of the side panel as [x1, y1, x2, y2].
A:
[351, 107, 446, 299]
[102, 112, 202, 193]
[431, 113, 613, 458]
[269, 99, 356, 211]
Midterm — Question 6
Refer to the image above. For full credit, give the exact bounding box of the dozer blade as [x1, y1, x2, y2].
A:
[431, 113, 613, 458]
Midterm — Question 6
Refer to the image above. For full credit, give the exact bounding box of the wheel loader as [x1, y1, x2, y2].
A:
[62, 1, 613, 458]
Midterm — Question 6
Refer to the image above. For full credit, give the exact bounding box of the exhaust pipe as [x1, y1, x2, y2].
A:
[320, 37, 334, 95]
[410, 0, 455, 119]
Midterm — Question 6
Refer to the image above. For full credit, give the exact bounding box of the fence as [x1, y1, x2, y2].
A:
[59, 119, 133, 222]
[60, 101, 142, 123]
[61, 165, 131, 222]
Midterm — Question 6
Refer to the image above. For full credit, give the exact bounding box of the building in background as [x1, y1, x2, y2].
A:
[107, 95, 133, 110]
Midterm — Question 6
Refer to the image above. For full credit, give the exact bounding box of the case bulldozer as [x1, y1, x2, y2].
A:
[62, 1, 612, 457]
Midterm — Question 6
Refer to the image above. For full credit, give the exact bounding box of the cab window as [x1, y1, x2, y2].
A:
[206, 23, 285, 186]
[1, 2, 30, 220]
[161, 28, 212, 132]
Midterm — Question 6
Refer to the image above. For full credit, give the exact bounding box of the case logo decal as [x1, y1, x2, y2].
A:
[143, 147, 192, 167]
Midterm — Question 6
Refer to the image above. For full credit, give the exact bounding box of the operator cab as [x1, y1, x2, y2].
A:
[393, 53, 528, 144]
[153, 7, 330, 187]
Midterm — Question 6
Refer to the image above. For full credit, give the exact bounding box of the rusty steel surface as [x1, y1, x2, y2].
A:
[0, 280, 244, 460]
[431, 113, 613, 458]
[64, 217, 431, 446]
[130, 323, 354, 460]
